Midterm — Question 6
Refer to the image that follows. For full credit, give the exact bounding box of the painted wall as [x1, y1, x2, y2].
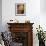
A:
[40, 0, 46, 31]
[2, 0, 40, 31]
[0, 0, 2, 32]
[40, 0, 46, 13]
[2, 0, 46, 46]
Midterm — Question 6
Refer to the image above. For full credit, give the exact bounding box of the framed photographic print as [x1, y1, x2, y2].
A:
[15, 3, 26, 16]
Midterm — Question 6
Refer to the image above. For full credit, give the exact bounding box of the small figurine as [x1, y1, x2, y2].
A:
[25, 20, 30, 23]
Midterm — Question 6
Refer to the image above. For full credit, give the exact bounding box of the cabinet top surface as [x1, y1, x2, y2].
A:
[7, 23, 34, 25]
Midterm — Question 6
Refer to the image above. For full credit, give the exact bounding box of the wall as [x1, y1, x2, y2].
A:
[2, 0, 46, 46]
[40, 0, 46, 31]
[0, 0, 2, 32]
[2, 0, 40, 30]
[40, 0, 46, 13]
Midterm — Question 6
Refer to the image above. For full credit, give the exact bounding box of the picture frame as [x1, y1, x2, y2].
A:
[15, 3, 26, 16]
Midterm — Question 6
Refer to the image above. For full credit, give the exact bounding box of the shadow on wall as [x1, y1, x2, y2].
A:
[40, 0, 46, 14]
[0, 0, 2, 32]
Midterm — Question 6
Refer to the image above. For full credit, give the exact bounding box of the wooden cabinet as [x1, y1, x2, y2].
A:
[7, 23, 34, 46]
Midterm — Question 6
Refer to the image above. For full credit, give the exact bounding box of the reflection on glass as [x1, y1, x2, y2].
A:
[17, 4, 24, 14]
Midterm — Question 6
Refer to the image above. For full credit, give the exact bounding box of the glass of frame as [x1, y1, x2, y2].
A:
[15, 3, 26, 16]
